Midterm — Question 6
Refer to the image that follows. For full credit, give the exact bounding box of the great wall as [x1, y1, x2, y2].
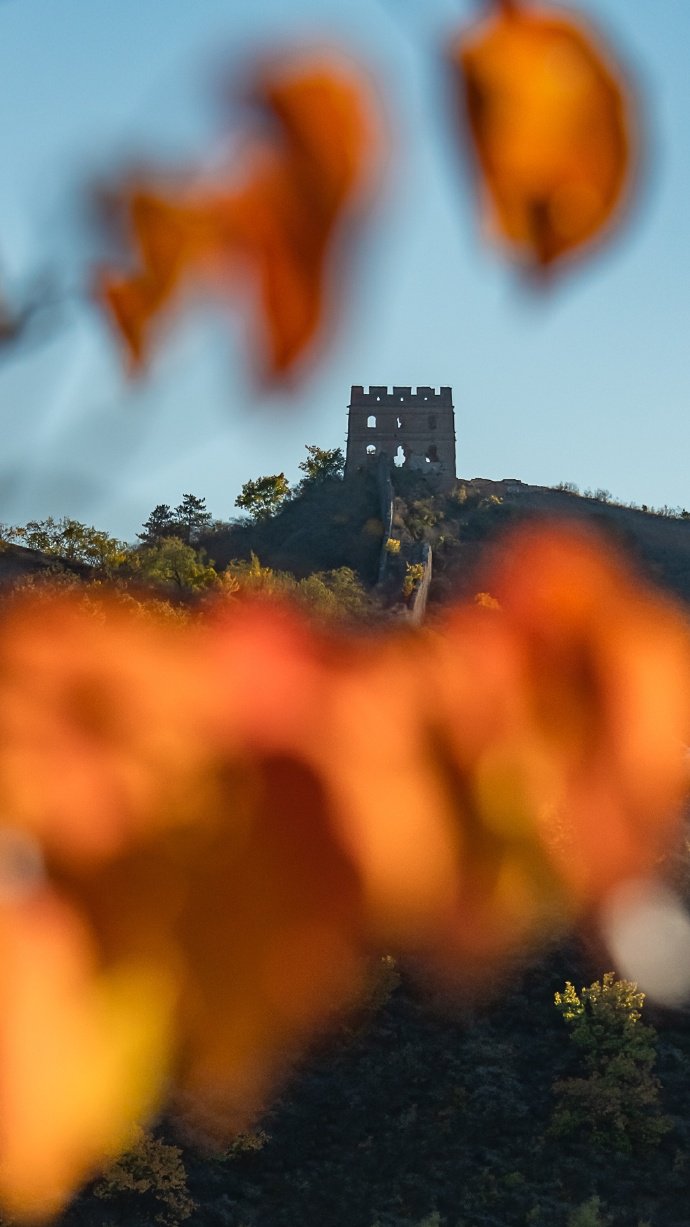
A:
[345, 385, 457, 623]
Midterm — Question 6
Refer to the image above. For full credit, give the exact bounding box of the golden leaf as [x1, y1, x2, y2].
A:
[452, 0, 635, 270]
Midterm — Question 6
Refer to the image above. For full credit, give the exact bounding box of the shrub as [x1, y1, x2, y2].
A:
[93, 1128, 195, 1227]
[552, 974, 671, 1153]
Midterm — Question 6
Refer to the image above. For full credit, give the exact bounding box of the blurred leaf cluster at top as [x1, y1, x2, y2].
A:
[0, 0, 637, 388]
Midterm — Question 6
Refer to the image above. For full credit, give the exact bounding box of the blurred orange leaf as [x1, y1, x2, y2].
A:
[452, 0, 635, 270]
[97, 52, 381, 382]
[0, 526, 688, 1215]
[0, 888, 174, 1219]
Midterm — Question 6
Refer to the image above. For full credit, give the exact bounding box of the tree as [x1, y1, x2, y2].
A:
[137, 504, 177, 546]
[222, 552, 297, 598]
[1, 516, 126, 574]
[308, 566, 372, 617]
[297, 445, 345, 488]
[173, 494, 212, 544]
[92, 1128, 195, 1227]
[133, 537, 219, 593]
[566, 1197, 612, 1227]
[551, 973, 671, 1154]
[234, 473, 290, 521]
[222, 557, 373, 619]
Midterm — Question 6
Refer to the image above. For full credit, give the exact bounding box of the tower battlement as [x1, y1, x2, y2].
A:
[349, 385, 453, 408]
[345, 384, 456, 490]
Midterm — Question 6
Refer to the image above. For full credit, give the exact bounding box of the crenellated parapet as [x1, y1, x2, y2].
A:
[345, 384, 456, 491]
[349, 385, 453, 407]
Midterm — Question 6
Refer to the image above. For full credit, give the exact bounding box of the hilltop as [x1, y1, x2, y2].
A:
[404, 476, 690, 609]
[198, 469, 690, 615]
[4, 469, 690, 625]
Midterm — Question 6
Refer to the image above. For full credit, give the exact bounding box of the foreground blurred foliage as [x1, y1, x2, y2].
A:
[0, 519, 687, 1218]
[97, 51, 381, 383]
[454, 0, 634, 272]
[0, 0, 669, 1220]
[94, 0, 636, 382]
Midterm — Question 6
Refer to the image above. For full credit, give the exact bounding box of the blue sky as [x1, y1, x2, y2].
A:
[1, 0, 689, 540]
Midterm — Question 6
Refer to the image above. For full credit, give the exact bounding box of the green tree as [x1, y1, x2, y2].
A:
[1, 516, 126, 574]
[566, 1196, 612, 1227]
[552, 973, 671, 1153]
[222, 557, 373, 619]
[222, 552, 298, 598]
[137, 504, 177, 545]
[173, 493, 212, 544]
[297, 444, 345, 487]
[234, 473, 290, 521]
[133, 537, 219, 592]
[93, 1128, 195, 1227]
[299, 566, 372, 618]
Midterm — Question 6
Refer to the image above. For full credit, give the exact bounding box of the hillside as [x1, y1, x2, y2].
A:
[202, 470, 690, 615]
[393, 477, 690, 611]
[200, 470, 384, 586]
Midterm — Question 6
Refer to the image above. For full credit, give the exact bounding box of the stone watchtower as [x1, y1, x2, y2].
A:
[345, 385, 456, 491]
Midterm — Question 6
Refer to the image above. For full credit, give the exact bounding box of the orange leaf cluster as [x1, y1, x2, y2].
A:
[97, 52, 381, 382]
[0, 525, 687, 1218]
[452, 0, 635, 270]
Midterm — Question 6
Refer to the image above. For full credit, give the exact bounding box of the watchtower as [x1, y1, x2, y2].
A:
[345, 385, 456, 490]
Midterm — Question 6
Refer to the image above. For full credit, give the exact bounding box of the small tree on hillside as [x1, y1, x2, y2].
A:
[297, 444, 345, 488]
[551, 973, 671, 1154]
[133, 538, 219, 593]
[1, 516, 126, 574]
[137, 504, 177, 545]
[173, 493, 212, 544]
[93, 1127, 195, 1227]
[234, 473, 290, 521]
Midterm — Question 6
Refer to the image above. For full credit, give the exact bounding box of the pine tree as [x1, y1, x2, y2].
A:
[137, 504, 177, 545]
[173, 494, 212, 544]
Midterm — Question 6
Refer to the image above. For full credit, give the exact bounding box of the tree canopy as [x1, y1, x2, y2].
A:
[0, 516, 127, 573]
[132, 537, 219, 593]
[297, 445, 345, 488]
[138, 497, 212, 546]
[234, 473, 291, 522]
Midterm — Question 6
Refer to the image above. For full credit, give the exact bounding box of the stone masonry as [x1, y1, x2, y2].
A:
[345, 385, 456, 491]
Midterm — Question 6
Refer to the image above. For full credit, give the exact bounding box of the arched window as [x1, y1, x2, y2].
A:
[366, 444, 376, 455]
[367, 415, 377, 428]
[394, 445, 405, 468]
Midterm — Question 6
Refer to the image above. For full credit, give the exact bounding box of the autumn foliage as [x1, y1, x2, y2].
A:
[97, 51, 381, 382]
[453, 1, 634, 271]
[96, 1, 636, 381]
[0, 0, 673, 1219]
[0, 523, 688, 1218]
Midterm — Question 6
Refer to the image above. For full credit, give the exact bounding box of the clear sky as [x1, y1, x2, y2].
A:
[1, 0, 690, 540]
